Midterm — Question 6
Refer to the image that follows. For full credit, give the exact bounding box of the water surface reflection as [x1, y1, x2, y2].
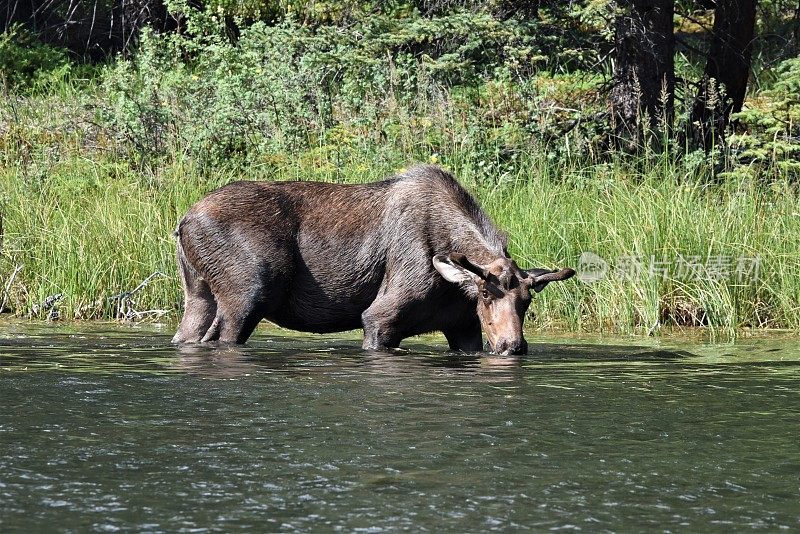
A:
[1, 323, 799, 531]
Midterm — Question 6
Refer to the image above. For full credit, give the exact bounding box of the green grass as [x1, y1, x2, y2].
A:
[480, 160, 800, 338]
[2, 72, 799, 339]
[2, 144, 799, 338]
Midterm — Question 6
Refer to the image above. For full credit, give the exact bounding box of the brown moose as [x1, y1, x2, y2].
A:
[172, 165, 574, 354]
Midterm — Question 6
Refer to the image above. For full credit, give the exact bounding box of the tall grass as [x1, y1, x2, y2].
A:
[480, 158, 800, 338]
[2, 141, 799, 337]
[2, 65, 799, 338]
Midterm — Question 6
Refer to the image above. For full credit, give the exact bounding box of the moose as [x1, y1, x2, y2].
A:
[172, 165, 574, 355]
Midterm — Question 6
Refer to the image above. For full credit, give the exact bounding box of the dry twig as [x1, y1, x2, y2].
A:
[0, 264, 22, 313]
[109, 271, 168, 321]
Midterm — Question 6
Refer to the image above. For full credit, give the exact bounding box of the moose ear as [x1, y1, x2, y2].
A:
[433, 253, 485, 285]
[526, 267, 576, 293]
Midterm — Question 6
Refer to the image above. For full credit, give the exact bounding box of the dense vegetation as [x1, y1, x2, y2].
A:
[1, 1, 799, 338]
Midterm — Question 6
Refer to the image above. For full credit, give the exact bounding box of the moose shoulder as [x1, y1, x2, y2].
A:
[172, 165, 574, 354]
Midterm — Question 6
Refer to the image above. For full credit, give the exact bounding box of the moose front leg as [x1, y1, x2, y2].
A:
[360, 295, 409, 350]
[443, 316, 483, 352]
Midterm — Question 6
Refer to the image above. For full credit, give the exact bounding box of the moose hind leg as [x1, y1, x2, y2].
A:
[209, 290, 266, 344]
[172, 278, 217, 343]
[194, 252, 289, 344]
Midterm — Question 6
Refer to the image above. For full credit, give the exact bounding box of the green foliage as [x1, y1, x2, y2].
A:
[2, 0, 800, 336]
[98, 2, 547, 168]
[185, 0, 359, 24]
[729, 57, 800, 179]
[3, 152, 799, 336]
[100, 20, 328, 166]
[0, 25, 73, 91]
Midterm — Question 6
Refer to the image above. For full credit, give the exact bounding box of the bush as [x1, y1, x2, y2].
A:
[0, 25, 73, 91]
[97, 2, 554, 168]
[729, 57, 800, 180]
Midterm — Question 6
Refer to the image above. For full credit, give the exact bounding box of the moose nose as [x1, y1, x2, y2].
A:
[495, 338, 528, 356]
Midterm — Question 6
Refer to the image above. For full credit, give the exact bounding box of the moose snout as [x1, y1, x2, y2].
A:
[494, 338, 528, 356]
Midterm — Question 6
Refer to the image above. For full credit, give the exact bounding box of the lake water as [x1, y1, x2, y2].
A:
[1, 322, 799, 532]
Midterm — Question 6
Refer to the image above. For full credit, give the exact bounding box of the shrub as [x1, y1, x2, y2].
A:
[729, 57, 800, 180]
[0, 25, 72, 91]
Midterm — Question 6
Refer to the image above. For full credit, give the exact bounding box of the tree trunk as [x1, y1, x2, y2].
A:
[610, 0, 675, 151]
[690, 0, 758, 150]
[796, 0, 800, 43]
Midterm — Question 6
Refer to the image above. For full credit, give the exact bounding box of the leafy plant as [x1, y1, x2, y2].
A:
[729, 57, 800, 179]
[0, 25, 72, 92]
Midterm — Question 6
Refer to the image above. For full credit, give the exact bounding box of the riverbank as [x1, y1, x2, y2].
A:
[2, 25, 799, 339]
[2, 147, 799, 339]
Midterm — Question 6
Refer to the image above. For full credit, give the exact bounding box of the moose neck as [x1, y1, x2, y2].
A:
[449, 228, 506, 265]
[439, 199, 508, 265]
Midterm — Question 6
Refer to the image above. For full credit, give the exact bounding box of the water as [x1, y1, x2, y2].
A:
[1, 322, 799, 532]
